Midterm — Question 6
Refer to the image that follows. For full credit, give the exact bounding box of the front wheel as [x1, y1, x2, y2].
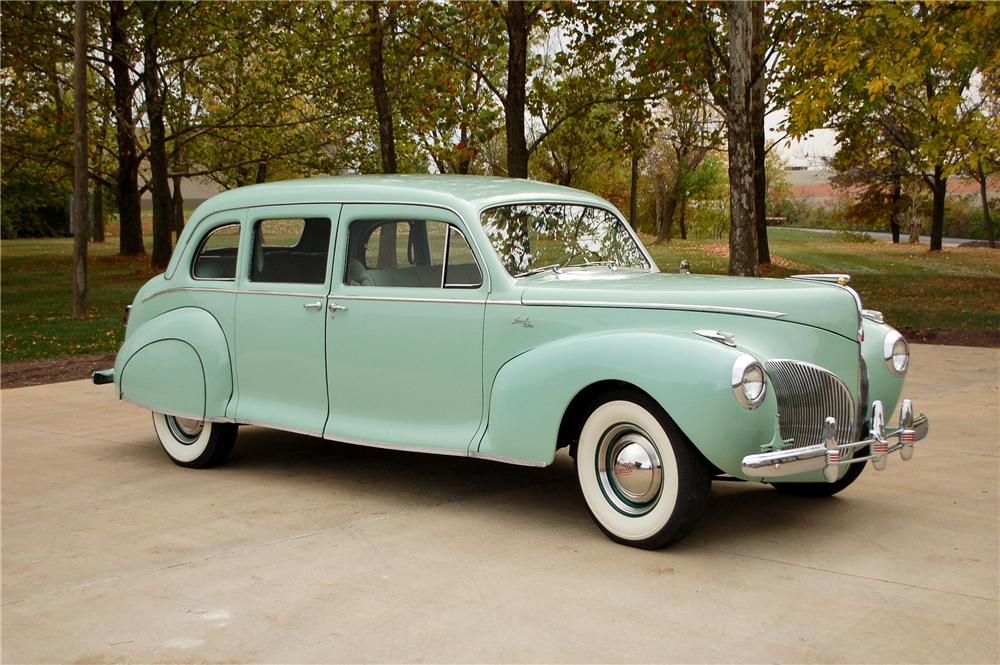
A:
[152, 412, 238, 469]
[575, 391, 711, 549]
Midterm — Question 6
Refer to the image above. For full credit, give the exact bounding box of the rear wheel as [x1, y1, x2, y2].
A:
[575, 391, 710, 549]
[152, 412, 238, 469]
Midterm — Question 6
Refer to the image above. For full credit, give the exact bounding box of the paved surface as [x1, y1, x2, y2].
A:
[2, 345, 997, 664]
[774, 226, 977, 247]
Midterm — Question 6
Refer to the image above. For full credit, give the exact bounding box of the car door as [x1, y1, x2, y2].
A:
[324, 203, 487, 453]
[233, 204, 340, 434]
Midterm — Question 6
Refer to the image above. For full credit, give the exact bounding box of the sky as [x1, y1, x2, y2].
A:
[766, 109, 838, 169]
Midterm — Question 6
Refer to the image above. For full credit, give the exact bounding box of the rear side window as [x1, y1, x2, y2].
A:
[250, 217, 331, 284]
[192, 224, 240, 280]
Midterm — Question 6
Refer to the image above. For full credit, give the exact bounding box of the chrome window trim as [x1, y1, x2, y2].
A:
[248, 216, 332, 287]
[444, 225, 485, 289]
[519, 298, 785, 318]
[478, 200, 657, 276]
[190, 222, 242, 282]
[338, 202, 493, 293]
[328, 293, 485, 305]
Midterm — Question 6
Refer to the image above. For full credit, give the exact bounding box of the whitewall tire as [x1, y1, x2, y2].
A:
[575, 391, 710, 549]
[152, 412, 238, 469]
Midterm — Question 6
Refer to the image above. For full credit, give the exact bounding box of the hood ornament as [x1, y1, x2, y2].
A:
[679, 260, 691, 275]
[694, 329, 736, 347]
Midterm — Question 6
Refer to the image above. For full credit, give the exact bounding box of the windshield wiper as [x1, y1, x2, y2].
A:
[577, 260, 619, 270]
[515, 263, 562, 278]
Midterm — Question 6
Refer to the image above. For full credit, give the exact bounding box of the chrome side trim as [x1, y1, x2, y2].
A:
[236, 420, 324, 438]
[143, 287, 330, 303]
[328, 294, 485, 305]
[487, 299, 523, 306]
[469, 451, 548, 467]
[519, 298, 784, 318]
[119, 395, 236, 424]
[323, 433, 469, 459]
[789, 273, 852, 284]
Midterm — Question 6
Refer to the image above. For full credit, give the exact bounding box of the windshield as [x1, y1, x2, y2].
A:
[481, 204, 650, 277]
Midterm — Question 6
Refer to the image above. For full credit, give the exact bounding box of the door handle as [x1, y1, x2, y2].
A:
[328, 302, 348, 313]
[303, 301, 323, 311]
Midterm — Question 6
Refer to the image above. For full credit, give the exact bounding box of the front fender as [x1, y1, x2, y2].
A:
[116, 307, 233, 419]
[861, 318, 906, 417]
[476, 330, 777, 472]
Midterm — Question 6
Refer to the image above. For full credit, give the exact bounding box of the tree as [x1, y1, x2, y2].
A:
[108, 0, 144, 256]
[72, 0, 88, 318]
[646, 95, 725, 243]
[828, 117, 911, 243]
[139, 2, 173, 269]
[367, 1, 397, 174]
[779, 2, 1000, 251]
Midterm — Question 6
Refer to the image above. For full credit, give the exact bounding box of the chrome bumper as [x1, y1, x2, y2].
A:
[741, 399, 929, 482]
[92, 368, 114, 385]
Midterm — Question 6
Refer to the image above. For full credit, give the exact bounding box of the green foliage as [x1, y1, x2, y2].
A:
[0, 180, 70, 239]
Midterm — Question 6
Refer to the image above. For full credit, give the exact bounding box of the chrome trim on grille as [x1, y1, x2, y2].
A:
[764, 359, 855, 449]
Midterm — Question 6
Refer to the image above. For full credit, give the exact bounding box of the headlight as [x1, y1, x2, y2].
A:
[732, 353, 767, 410]
[883, 330, 909, 377]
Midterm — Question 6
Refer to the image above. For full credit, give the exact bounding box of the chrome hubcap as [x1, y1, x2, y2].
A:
[596, 423, 663, 516]
[166, 416, 204, 445]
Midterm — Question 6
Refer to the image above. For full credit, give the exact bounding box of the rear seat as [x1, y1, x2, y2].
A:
[348, 260, 481, 287]
[255, 250, 327, 284]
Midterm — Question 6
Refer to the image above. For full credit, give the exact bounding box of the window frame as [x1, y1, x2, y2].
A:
[441, 224, 483, 289]
[248, 217, 332, 286]
[190, 222, 241, 282]
[344, 218, 484, 290]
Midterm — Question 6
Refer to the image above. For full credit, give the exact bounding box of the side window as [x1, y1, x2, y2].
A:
[192, 224, 240, 280]
[444, 226, 483, 288]
[345, 219, 481, 289]
[250, 217, 330, 284]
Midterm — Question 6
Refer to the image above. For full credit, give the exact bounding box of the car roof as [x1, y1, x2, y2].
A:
[190, 174, 612, 220]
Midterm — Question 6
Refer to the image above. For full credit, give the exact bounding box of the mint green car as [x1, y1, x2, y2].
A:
[95, 175, 928, 549]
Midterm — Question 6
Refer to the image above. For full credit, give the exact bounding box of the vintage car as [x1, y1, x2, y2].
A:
[94, 175, 928, 549]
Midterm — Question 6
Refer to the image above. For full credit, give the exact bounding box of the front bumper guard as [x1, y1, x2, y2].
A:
[741, 399, 929, 482]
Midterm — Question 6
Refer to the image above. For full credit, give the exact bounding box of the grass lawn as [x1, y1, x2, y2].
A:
[2, 228, 998, 362]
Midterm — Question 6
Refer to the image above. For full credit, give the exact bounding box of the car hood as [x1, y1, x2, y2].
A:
[518, 270, 861, 340]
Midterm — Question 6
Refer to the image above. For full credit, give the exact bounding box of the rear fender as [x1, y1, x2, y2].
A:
[116, 307, 233, 419]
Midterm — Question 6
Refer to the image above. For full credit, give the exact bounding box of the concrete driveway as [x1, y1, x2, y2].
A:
[2, 344, 997, 664]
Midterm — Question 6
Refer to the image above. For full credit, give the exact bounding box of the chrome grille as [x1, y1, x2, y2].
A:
[764, 360, 855, 448]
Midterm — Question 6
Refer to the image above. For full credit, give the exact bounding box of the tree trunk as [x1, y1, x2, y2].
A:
[977, 157, 995, 248]
[629, 152, 639, 230]
[889, 175, 901, 243]
[141, 2, 172, 270]
[726, 2, 757, 277]
[72, 0, 89, 319]
[751, 0, 769, 265]
[109, 1, 144, 256]
[503, 1, 529, 178]
[255, 160, 269, 183]
[171, 175, 184, 242]
[679, 194, 688, 240]
[368, 1, 397, 174]
[929, 164, 946, 251]
[92, 180, 105, 242]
